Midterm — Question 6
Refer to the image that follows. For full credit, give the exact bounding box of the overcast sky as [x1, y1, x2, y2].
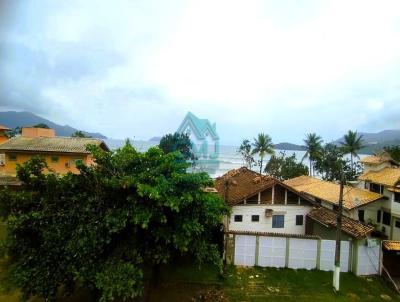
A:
[0, 0, 400, 145]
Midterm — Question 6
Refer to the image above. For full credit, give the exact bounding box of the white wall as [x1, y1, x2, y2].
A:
[229, 205, 312, 234]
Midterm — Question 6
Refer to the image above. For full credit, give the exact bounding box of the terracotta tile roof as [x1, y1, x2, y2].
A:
[383, 240, 400, 251]
[359, 167, 400, 188]
[215, 167, 276, 206]
[0, 125, 10, 131]
[284, 175, 384, 210]
[361, 155, 390, 165]
[360, 153, 398, 166]
[0, 175, 21, 186]
[0, 136, 109, 154]
[307, 207, 374, 238]
[226, 230, 320, 240]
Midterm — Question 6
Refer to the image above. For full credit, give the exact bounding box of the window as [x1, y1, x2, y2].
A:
[251, 215, 259, 222]
[0, 154, 5, 165]
[377, 210, 381, 223]
[358, 210, 365, 222]
[394, 193, 400, 203]
[395, 220, 400, 228]
[370, 183, 383, 194]
[296, 215, 304, 226]
[332, 204, 339, 212]
[234, 215, 243, 222]
[51, 156, 59, 163]
[383, 211, 391, 226]
[8, 154, 17, 161]
[73, 158, 83, 166]
[272, 215, 284, 228]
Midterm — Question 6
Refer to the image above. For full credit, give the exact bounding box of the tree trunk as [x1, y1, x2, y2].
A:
[309, 160, 312, 176]
[259, 158, 263, 174]
[351, 154, 354, 172]
[144, 264, 161, 302]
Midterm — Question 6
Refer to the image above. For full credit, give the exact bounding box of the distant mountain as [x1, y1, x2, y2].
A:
[274, 142, 306, 151]
[334, 129, 400, 154]
[148, 136, 161, 142]
[0, 111, 107, 139]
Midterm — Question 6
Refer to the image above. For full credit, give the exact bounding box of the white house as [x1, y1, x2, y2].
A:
[284, 175, 386, 235]
[215, 167, 316, 235]
[358, 154, 400, 240]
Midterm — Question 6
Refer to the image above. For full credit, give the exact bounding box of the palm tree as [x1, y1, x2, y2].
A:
[252, 133, 274, 174]
[303, 133, 323, 176]
[340, 130, 364, 170]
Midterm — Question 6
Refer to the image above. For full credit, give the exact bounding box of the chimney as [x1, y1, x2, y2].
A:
[22, 127, 56, 138]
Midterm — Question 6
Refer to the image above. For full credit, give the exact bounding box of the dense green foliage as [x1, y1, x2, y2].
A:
[71, 131, 91, 138]
[340, 130, 364, 169]
[265, 152, 309, 180]
[314, 143, 362, 181]
[32, 123, 50, 129]
[237, 139, 255, 169]
[159, 132, 196, 161]
[0, 143, 228, 302]
[5, 127, 21, 138]
[383, 145, 400, 163]
[251, 133, 274, 174]
[302, 133, 323, 176]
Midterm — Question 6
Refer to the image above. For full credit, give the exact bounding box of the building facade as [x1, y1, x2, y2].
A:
[0, 127, 109, 176]
[358, 154, 400, 240]
[215, 167, 316, 235]
[284, 175, 386, 236]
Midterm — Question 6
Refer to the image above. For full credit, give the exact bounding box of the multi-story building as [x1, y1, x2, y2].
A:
[0, 127, 109, 178]
[358, 154, 400, 240]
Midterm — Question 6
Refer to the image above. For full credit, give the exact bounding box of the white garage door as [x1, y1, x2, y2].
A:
[258, 237, 286, 268]
[357, 245, 380, 275]
[288, 238, 318, 270]
[234, 235, 256, 266]
[320, 240, 350, 272]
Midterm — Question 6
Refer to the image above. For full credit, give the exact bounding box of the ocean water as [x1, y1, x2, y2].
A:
[105, 139, 349, 178]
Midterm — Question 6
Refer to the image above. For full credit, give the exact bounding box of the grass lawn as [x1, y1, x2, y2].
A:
[152, 263, 400, 302]
[1, 259, 399, 301]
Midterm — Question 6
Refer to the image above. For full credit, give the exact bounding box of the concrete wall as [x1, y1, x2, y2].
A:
[226, 233, 380, 275]
[21, 127, 55, 138]
[229, 204, 312, 234]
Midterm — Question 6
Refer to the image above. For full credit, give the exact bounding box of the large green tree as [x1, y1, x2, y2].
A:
[33, 123, 50, 128]
[340, 130, 364, 170]
[159, 132, 196, 162]
[265, 152, 309, 180]
[314, 143, 362, 181]
[71, 130, 91, 138]
[302, 133, 323, 176]
[0, 143, 228, 302]
[383, 145, 400, 163]
[252, 133, 274, 174]
[237, 139, 255, 169]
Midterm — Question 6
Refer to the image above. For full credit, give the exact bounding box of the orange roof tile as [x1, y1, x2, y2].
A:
[284, 175, 384, 210]
[383, 240, 400, 251]
[0, 136, 109, 154]
[215, 167, 276, 206]
[307, 207, 374, 238]
[359, 167, 400, 188]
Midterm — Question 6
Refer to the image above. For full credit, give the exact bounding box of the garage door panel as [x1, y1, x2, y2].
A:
[234, 235, 256, 266]
[258, 237, 286, 268]
[288, 239, 318, 270]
